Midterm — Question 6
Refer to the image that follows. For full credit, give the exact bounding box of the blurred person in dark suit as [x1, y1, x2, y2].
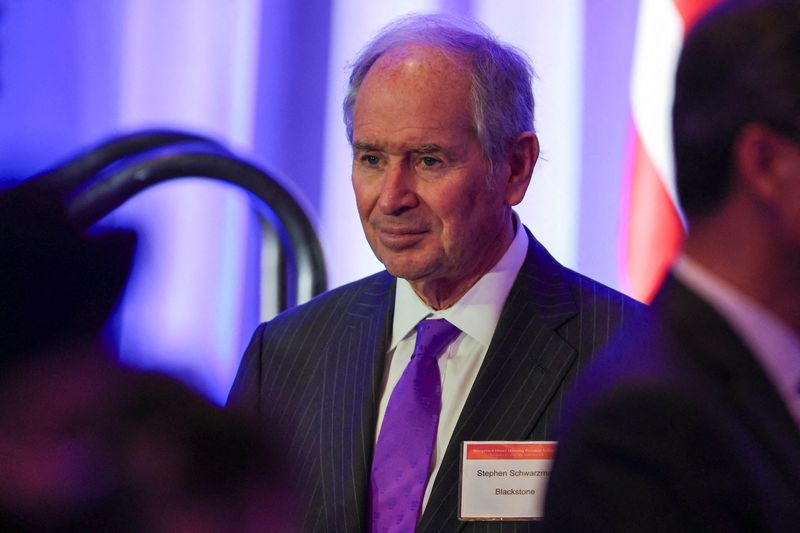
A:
[0, 181, 297, 532]
[543, 1, 800, 531]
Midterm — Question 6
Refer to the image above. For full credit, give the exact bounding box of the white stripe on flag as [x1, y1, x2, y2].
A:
[629, 0, 684, 208]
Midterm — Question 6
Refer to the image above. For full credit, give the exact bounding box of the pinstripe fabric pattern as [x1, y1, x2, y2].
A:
[229, 271, 394, 532]
[228, 230, 645, 532]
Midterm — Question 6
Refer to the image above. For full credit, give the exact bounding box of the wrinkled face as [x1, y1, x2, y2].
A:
[351, 45, 512, 292]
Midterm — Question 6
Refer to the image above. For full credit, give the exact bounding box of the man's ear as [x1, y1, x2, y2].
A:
[503, 132, 539, 206]
[734, 123, 796, 204]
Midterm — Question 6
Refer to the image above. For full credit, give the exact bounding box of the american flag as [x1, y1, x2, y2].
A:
[621, 0, 721, 302]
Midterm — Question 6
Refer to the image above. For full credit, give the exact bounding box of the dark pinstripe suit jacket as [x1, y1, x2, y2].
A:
[228, 230, 644, 532]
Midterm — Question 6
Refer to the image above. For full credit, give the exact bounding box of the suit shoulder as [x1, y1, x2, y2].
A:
[559, 315, 699, 427]
[230, 270, 394, 410]
[569, 269, 645, 314]
[550, 266, 650, 347]
[521, 228, 646, 317]
[261, 270, 394, 330]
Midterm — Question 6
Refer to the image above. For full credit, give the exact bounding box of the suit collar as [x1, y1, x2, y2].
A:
[513, 228, 579, 327]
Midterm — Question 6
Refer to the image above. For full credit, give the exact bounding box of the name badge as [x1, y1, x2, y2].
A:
[459, 441, 556, 521]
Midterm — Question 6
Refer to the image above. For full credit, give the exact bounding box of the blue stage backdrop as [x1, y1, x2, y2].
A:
[0, 0, 640, 403]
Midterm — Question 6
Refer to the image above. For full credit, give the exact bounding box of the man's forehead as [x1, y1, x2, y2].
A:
[366, 44, 470, 84]
[355, 47, 473, 119]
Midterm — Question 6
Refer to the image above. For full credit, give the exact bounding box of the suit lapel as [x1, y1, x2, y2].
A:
[419, 233, 579, 532]
[663, 278, 800, 495]
[317, 272, 395, 532]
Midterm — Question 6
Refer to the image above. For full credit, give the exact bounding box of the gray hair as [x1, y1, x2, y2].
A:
[343, 13, 535, 167]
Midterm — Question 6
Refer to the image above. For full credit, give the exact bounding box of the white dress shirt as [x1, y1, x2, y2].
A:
[374, 216, 529, 513]
[674, 255, 800, 429]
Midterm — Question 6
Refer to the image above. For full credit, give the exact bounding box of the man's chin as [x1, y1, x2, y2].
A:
[380, 257, 436, 282]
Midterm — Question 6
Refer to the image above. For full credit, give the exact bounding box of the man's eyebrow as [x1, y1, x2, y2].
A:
[352, 142, 449, 155]
[411, 144, 444, 154]
[352, 141, 382, 152]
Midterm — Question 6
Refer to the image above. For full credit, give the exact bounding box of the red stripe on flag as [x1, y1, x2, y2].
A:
[621, 0, 722, 302]
[673, 0, 724, 31]
[625, 134, 684, 302]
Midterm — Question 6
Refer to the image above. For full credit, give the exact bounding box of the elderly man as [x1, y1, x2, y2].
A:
[543, 1, 800, 531]
[229, 14, 641, 532]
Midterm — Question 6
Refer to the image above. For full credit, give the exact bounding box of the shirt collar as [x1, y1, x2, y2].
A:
[673, 255, 800, 410]
[391, 214, 529, 349]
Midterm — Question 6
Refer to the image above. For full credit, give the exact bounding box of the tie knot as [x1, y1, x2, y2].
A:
[413, 319, 461, 360]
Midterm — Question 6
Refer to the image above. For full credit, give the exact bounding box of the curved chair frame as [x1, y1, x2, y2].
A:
[30, 130, 222, 199]
[28, 130, 326, 316]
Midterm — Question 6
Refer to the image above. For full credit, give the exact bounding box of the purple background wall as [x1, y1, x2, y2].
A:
[0, 0, 640, 402]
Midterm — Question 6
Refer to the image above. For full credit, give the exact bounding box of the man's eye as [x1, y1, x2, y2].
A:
[420, 156, 440, 167]
[362, 154, 380, 165]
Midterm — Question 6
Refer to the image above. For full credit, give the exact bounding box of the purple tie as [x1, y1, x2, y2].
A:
[370, 318, 461, 533]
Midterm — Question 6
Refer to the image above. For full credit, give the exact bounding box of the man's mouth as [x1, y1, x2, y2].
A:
[376, 227, 428, 250]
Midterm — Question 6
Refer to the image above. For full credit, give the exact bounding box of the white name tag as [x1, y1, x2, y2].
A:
[459, 441, 556, 521]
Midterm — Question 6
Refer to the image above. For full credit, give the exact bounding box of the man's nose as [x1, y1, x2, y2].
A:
[377, 161, 418, 215]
